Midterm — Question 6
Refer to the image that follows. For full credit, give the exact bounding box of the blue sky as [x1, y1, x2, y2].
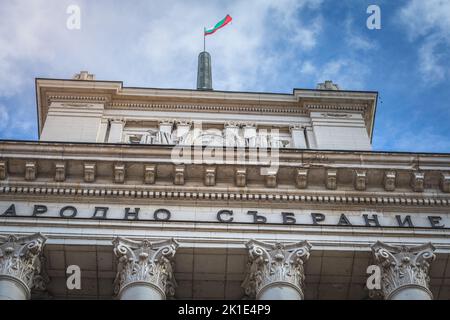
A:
[0, 0, 449, 152]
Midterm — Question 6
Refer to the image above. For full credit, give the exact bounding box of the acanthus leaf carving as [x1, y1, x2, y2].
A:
[112, 237, 179, 299]
[371, 241, 435, 300]
[0, 233, 47, 299]
[241, 239, 311, 299]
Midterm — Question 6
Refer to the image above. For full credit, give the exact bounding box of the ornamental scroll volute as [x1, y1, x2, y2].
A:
[0, 233, 47, 298]
[371, 241, 436, 299]
[113, 237, 179, 299]
[241, 239, 311, 299]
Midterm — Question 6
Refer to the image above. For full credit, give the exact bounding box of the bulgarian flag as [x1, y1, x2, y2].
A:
[204, 14, 232, 36]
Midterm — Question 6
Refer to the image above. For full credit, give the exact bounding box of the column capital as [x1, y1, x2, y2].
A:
[0, 233, 47, 299]
[243, 122, 256, 128]
[159, 119, 175, 125]
[371, 241, 436, 300]
[175, 120, 192, 126]
[110, 118, 126, 124]
[241, 239, 311, 299]
[224, 121, 240, 128]
[113, 237, 179, 299]
[289, 124, 305, 131]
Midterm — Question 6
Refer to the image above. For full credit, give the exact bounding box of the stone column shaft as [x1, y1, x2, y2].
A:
[108, 119, 125, 143]
[242, 240, 311, 300]
[290, 126, 307, 149]
[224, 123, 240, 147]
[176, 121, 191, 144]
[113, 237, 179, 300]
[243, 124, 257, 147]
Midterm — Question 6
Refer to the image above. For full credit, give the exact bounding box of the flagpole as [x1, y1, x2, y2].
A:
[203, 28, 206, 52]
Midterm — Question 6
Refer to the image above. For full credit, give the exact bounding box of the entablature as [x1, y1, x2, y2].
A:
[1, 141, 449, 207]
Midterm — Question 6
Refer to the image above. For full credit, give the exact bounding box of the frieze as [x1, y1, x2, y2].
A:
[0, 202, 448, 229]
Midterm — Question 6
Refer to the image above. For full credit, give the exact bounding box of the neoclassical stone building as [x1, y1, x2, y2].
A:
[0, 67, 449, 300]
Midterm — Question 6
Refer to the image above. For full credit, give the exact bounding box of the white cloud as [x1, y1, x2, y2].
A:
[374, 121, 450, 153]
[293, 15, 376, 91]
[299, 61, 317, 75]
[0, 0, 325, 139]
[398, 0, 450, 84]
[268, 0, 324, 50]
[344, 17, 377, 51]
[417, 35, 447, 83]
[302, 59, 370, 90]
[0, 0, 325, 93]
[399, 0, 450, 39]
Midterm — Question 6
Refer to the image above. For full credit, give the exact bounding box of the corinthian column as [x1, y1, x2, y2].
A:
[0, 233, 47, 300]
[371, 241, 436, 300]
[241, 240, 311, 300]
[113, 237, 179, 300]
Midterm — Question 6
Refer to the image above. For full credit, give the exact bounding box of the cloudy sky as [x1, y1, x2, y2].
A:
[0, 0, 449, 152]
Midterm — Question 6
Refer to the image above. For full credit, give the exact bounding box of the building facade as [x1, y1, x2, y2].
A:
[0, 70, 449, 300]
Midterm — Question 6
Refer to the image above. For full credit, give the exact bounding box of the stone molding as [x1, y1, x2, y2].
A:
[144, 165, 156, 184]
[0, 233, 47, 299]
[204, 166, 216, 186]
[0, 184, 449, 207]
[371, 241, 436, 300]
[241, 239, 311, 299]
[83, 163, 96, 183]
[112, 237, 179, 299]
[25, 161, 36, 181]
[295, 169, 308, 189]
[235, 168, 247, 187]
[441, 173, 450, 193]
[326, 169, 337, 190]
[384, 171, 396, 192]
[265, 169, 278, 188]
[54, 162, 66, 182]
[174, 165, 185, 185]
[411, 172, 425, 192]
[304, 103, 367, 112]
[0, 161, 7, 180]
[114, 163, 126, 184]
[47, 95, 107, 105]
[110, 102, 308, 116]
[354, 170, 367, 191]
[2, 144, 450, 202]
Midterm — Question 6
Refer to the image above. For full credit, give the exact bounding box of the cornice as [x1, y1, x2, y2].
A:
[108, 101, 307, 115]
[294, 89, 377, 100]
[2, 141, 450, 163]
[47, 95, 108, 106]
[304, 103, 368, 112]
[1, 142, 450, 205]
